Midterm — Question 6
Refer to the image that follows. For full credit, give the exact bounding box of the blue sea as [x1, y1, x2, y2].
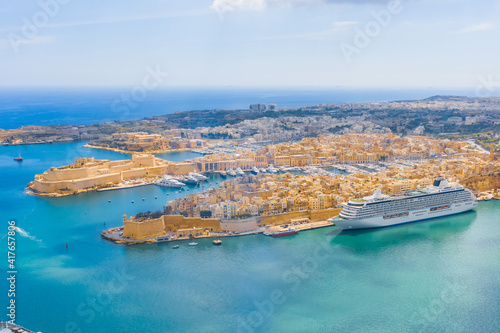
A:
[1, 89, 499, 332]
[0, 141, 499, 332]
[0, 87, 477, 129]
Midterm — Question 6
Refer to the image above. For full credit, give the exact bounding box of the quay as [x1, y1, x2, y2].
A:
[101, 219, 335, 245]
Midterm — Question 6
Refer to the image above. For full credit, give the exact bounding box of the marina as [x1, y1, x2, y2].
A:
[2, 125, 500, 333]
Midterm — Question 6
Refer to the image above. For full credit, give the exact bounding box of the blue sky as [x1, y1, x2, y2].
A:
[0, 0, 499, 87]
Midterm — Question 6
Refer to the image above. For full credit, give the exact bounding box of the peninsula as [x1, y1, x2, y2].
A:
[3, 96, 500, 153]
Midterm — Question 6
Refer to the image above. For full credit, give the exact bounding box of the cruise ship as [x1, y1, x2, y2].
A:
[329, 177, 477, 230]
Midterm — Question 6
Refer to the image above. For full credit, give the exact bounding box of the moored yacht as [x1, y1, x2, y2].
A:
[156, 176, 185, 188]
[251, 166, 260, 174]
[235, 167, 245, 176]
[182, 175, 199, 185]
[189, 172, 208, 181]
[267, 165, 278, 174]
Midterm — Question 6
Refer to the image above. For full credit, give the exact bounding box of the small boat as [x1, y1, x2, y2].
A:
[235, 167, 245, 176]
[270, 228, 298, 238]
[14, 154, 23, 162]
[260, 168, 267, 173]
[227, 169, 237, 176]
[220, 171, 227, 178]
[251, 166, 260, 175]
[188, 242, 198, 246]
[213, 239, 222, 245]
[172, 245, 180, 249]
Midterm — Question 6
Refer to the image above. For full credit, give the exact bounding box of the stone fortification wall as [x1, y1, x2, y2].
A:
[122, 214, 222, 240]
[33, 173, 122, 193]
[258, 208, 341, 226]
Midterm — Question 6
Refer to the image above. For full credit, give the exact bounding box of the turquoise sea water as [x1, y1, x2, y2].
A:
[1, 142, 500, 332]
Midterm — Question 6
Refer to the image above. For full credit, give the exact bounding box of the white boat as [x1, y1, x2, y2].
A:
[260, 168, 267, 173]
[189, 172, 208, 181]
[279, 167, 287, 173]
[156, 177, 185, 188]
[288, 166, 301, 171]
[188, 242, 198, 246]
[235, 167, 245, 176]
[251, 166, 260, 174]
[182, 175, 199, 185]
[227, 169, 237, 176]
[329, 177, 478, 230]
[267, 165, 278, 174]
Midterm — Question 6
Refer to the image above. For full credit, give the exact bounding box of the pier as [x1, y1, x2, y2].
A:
[101, 219, 335, 245]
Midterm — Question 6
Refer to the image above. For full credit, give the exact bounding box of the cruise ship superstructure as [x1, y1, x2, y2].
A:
[330, 178, 477, 230]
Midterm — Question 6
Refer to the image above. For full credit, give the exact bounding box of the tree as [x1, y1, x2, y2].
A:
[200, 210, 212, 218]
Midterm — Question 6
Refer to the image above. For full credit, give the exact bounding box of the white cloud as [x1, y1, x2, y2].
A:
[211, 0, 268, 14]
[0, 35, 54, 50]
[210, 0, 389, 16]
[0, 10, 206, 33]
[333, 21, 358, 27]
[453, 22, 495, 34]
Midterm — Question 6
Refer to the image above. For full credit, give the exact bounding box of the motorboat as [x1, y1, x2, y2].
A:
[156, 177, 185, 188]
[189, 172, 208, 181]
[235, 167, 245, 176]
[182, 175, 199, 185]
[267, 165, 278, 174]
[227, 169, 237, 176]
[251, 166, 260, 174]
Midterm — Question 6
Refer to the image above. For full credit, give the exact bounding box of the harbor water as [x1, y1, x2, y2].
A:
[0, 142, 499, 332]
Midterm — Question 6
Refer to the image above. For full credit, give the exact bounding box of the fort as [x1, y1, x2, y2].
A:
[101, 208, 342, 244]
[28, 153, 198, 196]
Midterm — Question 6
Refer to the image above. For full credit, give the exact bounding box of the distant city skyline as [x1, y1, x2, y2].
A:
[1, 0, 499, 88]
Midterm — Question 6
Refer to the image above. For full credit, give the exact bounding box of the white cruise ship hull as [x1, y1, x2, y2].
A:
[334, 201, 477, 230]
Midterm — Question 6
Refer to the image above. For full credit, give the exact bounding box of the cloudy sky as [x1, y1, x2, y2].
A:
[0, 0, 499, 87]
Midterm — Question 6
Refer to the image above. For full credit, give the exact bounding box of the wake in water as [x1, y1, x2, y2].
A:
[13, 226, 41, 242]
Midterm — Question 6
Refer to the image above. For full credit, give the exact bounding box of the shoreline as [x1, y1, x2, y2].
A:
[83, 144, 196, 155]
[101, 220, 335, 245]
[27, 177, 162, 197]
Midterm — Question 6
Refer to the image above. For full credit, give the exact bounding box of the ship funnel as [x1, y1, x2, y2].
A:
[373, 187, 383, 199]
